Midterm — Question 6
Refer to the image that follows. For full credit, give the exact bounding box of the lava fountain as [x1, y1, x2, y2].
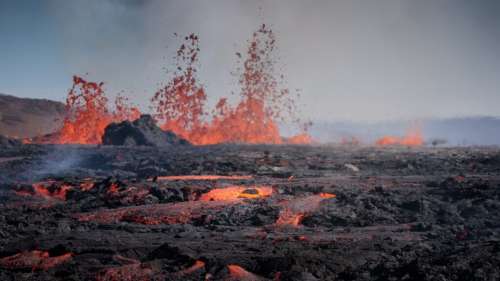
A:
[57, 76, 140, 144]
[376, 124, 423, 147]
[152, 25, 311, 145]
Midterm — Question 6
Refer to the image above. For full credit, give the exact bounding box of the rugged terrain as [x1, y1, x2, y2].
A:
[0, 94, 65, 138]
[0, 143, 499, 280]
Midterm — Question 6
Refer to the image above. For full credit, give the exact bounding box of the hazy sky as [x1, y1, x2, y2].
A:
[1, 0, 500, 122]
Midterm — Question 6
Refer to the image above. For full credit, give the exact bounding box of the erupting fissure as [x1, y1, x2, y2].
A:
[58, 76, 141, 144]
[376, 125, 423, 147]
[153, 25, 311, 145]
[47, 24, 310, 145]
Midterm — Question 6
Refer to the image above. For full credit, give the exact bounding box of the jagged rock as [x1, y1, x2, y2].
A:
[102, 115, 190, 147]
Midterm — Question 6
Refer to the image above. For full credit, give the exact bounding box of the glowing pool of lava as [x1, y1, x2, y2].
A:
[199, 185, 273, 201]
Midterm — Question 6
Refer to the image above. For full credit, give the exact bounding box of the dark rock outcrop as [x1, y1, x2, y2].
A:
[102, 115, 190, 147]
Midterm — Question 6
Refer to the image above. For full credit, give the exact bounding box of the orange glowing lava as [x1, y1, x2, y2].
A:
[153, 26, 311, 145]
[57, 76, 140, 144]
[154, 175, 253, 181]
[227, 264, 261, 281]
[276, 193, 335, 227]
[199, 186, 273, 201]
[0, 250, 72, 271]
[319, 193, 336, 199]
[178, 260, 206, 276]
[376, 125, 423, 147]
[16, 181, 72, 201]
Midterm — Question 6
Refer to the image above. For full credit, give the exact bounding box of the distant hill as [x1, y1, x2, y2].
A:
[0, 93, 65, 138]
[309, 117, 500, 146]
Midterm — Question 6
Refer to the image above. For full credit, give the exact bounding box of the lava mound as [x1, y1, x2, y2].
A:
[102, 114, 190, 147]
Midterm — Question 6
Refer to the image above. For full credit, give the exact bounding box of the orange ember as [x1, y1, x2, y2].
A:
[199, 185, 273, 201]
[178, 260, 206, 276]
[376, 125, 423, 147]
[57, 76, 140, 144]
[154, 175, 253, 181]
[319, 192, 336, 199]
[227, 264, 261, 281]
[153, 26, 311, 145]
[0, 250, 72, 271]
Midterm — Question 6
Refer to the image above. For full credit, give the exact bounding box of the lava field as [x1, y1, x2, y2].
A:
[0, 144, 499, 280]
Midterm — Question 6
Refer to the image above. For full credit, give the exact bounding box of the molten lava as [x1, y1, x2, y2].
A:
[153, 26, 311, 145]
[276, 193, 335, 227]
[199, 186, 273, 201]
[15, 181, 72, 201]
[178, 260, 206, 276]
[376, 125, 423, 147]
[37, 24, 311, 146]
[227, 264, 262, 281]
[57, 76, 140, 144]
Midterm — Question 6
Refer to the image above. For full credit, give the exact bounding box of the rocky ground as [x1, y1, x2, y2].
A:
[0, 143, 499, 280]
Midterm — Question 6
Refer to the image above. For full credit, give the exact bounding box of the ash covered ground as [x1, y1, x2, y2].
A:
[0, 143, 499, 280]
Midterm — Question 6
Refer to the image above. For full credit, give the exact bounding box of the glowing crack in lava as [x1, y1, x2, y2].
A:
[199, 185, 273, 201]
[58, 76, 140, 144]
[15, 181, 72, 201]
[153, 25, 311, 145]
[376, 125, 423, 147]
[276, 193, 336, 227]
[0, 250, 72, 271]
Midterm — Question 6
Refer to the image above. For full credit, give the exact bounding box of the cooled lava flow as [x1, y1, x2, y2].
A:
[96, 263, 156, 281]
[77, 200, 233, 225]
[154, 175, 253, 181]
[0, 250, 72, 271]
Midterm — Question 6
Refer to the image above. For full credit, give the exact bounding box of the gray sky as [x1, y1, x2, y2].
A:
[1, 0, 500, 122]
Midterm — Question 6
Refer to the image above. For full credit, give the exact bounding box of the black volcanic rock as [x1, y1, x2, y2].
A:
[102, 114, 190, 147]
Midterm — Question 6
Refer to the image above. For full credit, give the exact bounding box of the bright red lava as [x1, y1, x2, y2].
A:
[199, 185, 273, 201]
[36, 25, 310, 146]
[376, 126, 423, 147]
